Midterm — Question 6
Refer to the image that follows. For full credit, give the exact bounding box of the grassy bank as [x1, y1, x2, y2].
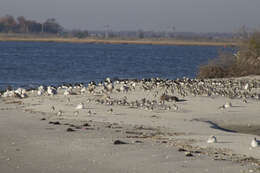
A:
[197, 31, 260, 78]
[0, 35, 236, 46]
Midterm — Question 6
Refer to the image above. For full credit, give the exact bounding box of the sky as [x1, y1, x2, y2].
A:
[1, 0, 260, 33]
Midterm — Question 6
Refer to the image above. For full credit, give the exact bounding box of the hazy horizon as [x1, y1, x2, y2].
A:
[1, 0, 260, 33]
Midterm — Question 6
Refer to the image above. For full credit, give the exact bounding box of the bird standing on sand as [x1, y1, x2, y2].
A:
[207, 135, 217, 143]
[51, 106, 55, 112]
[224, 102, 232, 108]
[107, 108, 113, 113]
[76, 103, 84, 110]
[251, 138, 259, 148]
[57, 110, 63, 116]
[74, 111, 79, 116]
[64, 89, 71, 96]
[47, 86, 56, 96]
[37, 86, 45, 96]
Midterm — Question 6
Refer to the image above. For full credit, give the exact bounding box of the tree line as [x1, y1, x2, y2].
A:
[0, 15, 63, 34]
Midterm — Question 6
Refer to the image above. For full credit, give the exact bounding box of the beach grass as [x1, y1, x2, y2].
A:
[0, 34, 237, 46]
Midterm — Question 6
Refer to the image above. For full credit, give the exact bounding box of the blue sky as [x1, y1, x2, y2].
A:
[1, 0, 260, 32]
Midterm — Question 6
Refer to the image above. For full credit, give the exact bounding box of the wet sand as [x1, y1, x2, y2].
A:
[220, 125, 260, 136]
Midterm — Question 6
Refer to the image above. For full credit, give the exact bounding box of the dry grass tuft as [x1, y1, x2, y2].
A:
[197, 31, 260, 79]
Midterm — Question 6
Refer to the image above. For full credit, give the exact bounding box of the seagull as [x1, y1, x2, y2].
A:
[74, 111, 79, 116]
[251, 137, 259, 148]
[207, 135, 217, 143]
[80, 87, 87, 94]
[64, 90, 71, 96]
[47, 86, 56, 96]
[37, 86, 45, 96]
[76, 103, 84, 110]
[219, 102, 232, 109]
[172, 104, 178, 111]
[224, 102, 232, 108]
[244, 83, 249, 90]
[57, 110, 63, 116]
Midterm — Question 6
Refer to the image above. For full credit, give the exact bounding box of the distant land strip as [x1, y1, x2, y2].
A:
[0, 36, 237, 46]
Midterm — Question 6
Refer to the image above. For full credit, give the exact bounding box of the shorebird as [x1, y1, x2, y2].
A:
[207, 135, 217, 143]
[75, 103, 84, 110]
[37, 86, 45, 96]
[50, 106, 55, 112]
[244, 83, 249, 90]
[104, 83, 114, 92]
[251, 137, 259, 148]
[242, 99, 248, 103]
[64, 89, 71, 96]
[57, 110, 63, 116]
[172, 104, 178, 111]
[80, 87, 87, 94]
[107, 108, 113, 113]
[74, 111, 79, 116]
[47, 86, 56, 96]
[219, 102, 232, 109]
[224, 102, 232, 108]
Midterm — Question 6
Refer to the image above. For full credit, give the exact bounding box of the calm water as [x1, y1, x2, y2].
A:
[0, 41, 228, 90]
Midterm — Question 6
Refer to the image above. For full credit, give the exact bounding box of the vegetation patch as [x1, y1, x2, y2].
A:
[197, 31, 260, 78]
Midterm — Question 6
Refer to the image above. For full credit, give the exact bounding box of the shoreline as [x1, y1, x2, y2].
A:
[0, 36, 237, 46]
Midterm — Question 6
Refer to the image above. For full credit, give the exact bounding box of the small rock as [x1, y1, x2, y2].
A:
[49, 121, 60, 125]
[83, 123, 90, 127]
[66, 128, 76, 132]
[113, 140, 128, 145]
[178, 148, 187, 152]
[185, 152, 193, 157]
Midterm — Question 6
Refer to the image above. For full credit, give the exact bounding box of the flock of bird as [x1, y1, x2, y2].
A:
[0, 77, 260, 147]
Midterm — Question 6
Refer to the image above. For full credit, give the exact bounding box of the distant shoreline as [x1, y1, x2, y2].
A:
[0, 36, 237, 46]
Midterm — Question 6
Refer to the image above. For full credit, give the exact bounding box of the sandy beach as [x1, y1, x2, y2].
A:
[0, 76, 260, 172]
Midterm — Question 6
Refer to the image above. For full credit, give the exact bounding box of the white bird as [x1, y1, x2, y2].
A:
[244, 83, 249, 90]
[47, 86, 56, 96]
[172, 104, 179, 111]
[251, 138, 259, 148]
[57, 110, 63, 116]
[207, 135, 217, 143]
[74, 111, 79, 116]
[80, 87, 87, 94]
[64, 87, 72, 96]
[37, 89, 44, 96]
[224, 102, 232, 108]
[75, 103, 84, 110]
[37, 86, 45, 96]
[15, 88, 26, 95]
[105, 83, 114, 92]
